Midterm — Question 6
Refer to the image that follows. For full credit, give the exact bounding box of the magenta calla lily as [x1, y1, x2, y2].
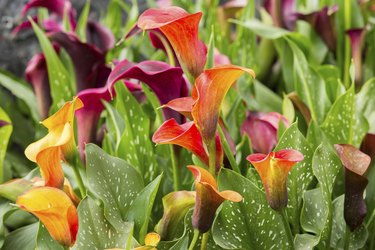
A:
[264, 0, 296, 29]
[86, 20, 115, 53]
[107, 60, 189, 123]
[241, 112, 289, 154]
[347, 28, 366, 84]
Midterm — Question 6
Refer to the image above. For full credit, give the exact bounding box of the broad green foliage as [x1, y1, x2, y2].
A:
[2, 223, 38, 250]
[356, 78, 375, 133]
[213, 169, 289, 249]
[36, 223, 64, 250]
[0, 108, 12, 183]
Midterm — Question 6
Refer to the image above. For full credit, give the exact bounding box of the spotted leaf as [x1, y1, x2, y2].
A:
[0, 108, 12, 183]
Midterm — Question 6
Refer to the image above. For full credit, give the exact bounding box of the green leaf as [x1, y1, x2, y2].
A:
[103, 100, 125, 151]
[86, 143, 144, 229]
[205, 26, 215, 69]
[115, 83, 158, 183]
[30, 19, 74, 112]
[127, 174, 163, 243]
[0, 70, 40, 121]
[282, 94, 295, 124]
[36, 223, 64, 250]
[330, 195, 368, 249]
[316, 65, 345, 103]
[294, 234, 320, 250]
[311, 142, 341, 248]
[76, 0, 91, 42]
[231, 19, 289, 39]
[356, 78, 375, 133]
[0, 108, 12, 183]
[2, 223, 38, 250]
[212, 169, 289, 249]
[322, 85, 367, 147]
[73, 197, 134, 250]
[286, 38, 330, 124]
[275, 122, 314, 234]
[245, 80, 283, 113]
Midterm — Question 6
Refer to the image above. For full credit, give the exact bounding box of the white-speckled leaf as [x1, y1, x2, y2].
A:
[36, 223, 64, 250]
[330, 195, 368, 249]
[311, 143, 341, 247]
[86, 143, 144, 229]
[2, 223, 38, 250]
[0, 108, 12, 183]
[127, 174, 163, 243]
[294, 234, 319, 250]
[72, 197, 134, 250]
[275, 122, 314, 233]
[212, 169, 289, 249]
[115, 83, 158, 183]
[321, 85, 368, 147]
[287, 38, 331, 124]
[356, 78, 375, 133]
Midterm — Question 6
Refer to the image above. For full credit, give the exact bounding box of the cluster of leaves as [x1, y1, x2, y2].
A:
[0, 0, 375, 249]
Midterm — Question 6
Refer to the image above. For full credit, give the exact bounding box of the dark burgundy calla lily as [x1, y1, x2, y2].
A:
[347, 28, 366, 85]
[25, 53, 52, 119]
[361, 133, 375, 161]
[21, 0, 76, 29]
[86, 20, 115, 53]
[107, 59, 189, 123]
[152, 119, 223, 170]
[264, 0, 296, 29]
[334, 144, 371, 231]
[241, 112, 289, 154]
[295, 6, 338, 52]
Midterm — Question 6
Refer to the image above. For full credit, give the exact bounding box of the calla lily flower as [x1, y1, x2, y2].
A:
[16, 187, 78, 247]
[361, 133, 375, 161]
[347, 28, 366, 85]
[192, 65, 255, 146]
[334, 144, 371, 231]
[161, 97, 194, 120]
[295, 6, 338, 52]
[86, 20, 115, 53]
[133, 232, 160, 250]
[241, 112, 290, 154]
[247, 149, 304, 210]
[155, 191, 196, 240]
[152, 119, 223, 170]
[107, 59, 189, 123]
[137, 6, 207, 78]
[24, 98, 83, 188]
[25, 52, 52, 119]
[264, 0, 296, 29]
[188, 165, 242, 233]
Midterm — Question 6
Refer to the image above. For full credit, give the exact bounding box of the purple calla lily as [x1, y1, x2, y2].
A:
[295, 6, 338, 52]
[86, 20, 115, 53]
[241, 112, 289, 154]
[107, 60, 189, 123]
[347, 28, 366, 84]
[264, 0, 296, 29]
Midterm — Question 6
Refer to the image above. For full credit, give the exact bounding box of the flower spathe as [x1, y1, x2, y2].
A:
[247, 149, 304, 210]
[16, 187, 78, 247]
[138, 6, 207, 78]
[192, 65, 255, 146]
[188, 165, 242, 233]
[24, 98, 83, 188]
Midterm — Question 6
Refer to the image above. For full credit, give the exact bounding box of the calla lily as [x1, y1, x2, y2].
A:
[295, 6, 338, 52]
[264, 0, 296, 29]
[191, 65, 255, 146]
[16, 187, 78, 247]
[152, 119, 223, 170]
[155, 191, 196, 240]
[107, 59, 189, 123]
[25, 52, 52, 119]
[361, 133, 375, 161]
[137, 6, 207, 78]
[161, 97, 194, 120]
[187, 165, 242, 233]
[334, 144, 371, 231]
[24, 98, 83, 188]
[247, 149, 304, 210]
[241, 112, 290, 154]
[347, 28, 366, 85]
[133, 232, 160, 250]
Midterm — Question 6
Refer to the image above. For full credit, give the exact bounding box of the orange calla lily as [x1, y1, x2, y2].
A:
[16, 187, 78, 247]
[152, 119, 223, 170]
[24, 98, 83, 188]
[192, 65, 255, 146]
[247, 149, 304, 210]
[187, 165, 242, 233]
[138, 6, 207, 78]
[161, 97, 194, 120]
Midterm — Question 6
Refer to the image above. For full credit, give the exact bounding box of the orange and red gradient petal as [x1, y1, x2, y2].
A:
[161, 97, 194, 120]
[16, 187, 78, 247]
[192, 65, 255, 145]
[138, 7, 207, 78]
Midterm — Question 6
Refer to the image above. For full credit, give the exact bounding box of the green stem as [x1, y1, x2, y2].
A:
[189, 229, 200, 250]
[366, 208, 375, 228]
[71, 164, 86, 198]
[343, 0, 352, 88]
[170, 145, 181, 191]
[152, 31, 176, 67]
[208, 139, 216, 176]
[200, 231, 209, 250]
[344, 225, 351, 250]
[280, 208, 294, 248]
[217, 125, 240, 174]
